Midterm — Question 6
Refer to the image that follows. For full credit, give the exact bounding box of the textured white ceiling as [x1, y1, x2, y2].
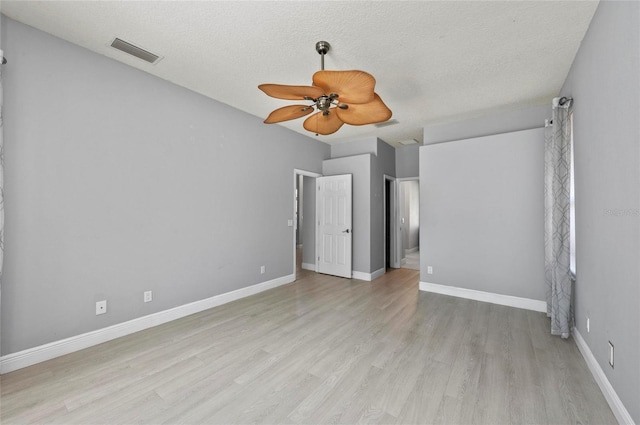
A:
[1, 1, 599, 146]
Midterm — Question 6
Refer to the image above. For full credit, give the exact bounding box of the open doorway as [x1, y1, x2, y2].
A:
[383, 175, 400, 270]
[385, 178, 392, 269]
[293, 169, 322, 280]
[399, 178, 419, 270]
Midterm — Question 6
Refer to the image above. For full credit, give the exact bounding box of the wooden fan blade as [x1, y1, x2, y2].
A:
[258, 84, 324, 100]
[313, 70, 376, 104]
[303, 110, 344, 135]
[336, 93, 392, 126]
[264, 105, 314, 124]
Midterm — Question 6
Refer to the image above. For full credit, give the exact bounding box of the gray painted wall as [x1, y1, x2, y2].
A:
[423, 105, 549, 145]
[1, 17, 330, 355]
[370, 139, 396, 272]
[301, 176, 316, 266]
[420, 128, 545, 302]
[322, 154, 372, 274]
[559, 1, 640, 421]
[325, 138, 396, 276]
[395, 144, 420, 178]
[331, 138, 377, 159]
[376, 139, 396, 176]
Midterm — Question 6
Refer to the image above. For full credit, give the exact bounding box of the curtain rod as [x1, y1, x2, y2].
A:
[546, 96, 574, 127]
[558, 96, 572, 106]
[552, 96, 573, 110]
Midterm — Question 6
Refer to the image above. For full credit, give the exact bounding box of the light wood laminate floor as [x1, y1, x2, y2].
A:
[1, 267, 616, 424]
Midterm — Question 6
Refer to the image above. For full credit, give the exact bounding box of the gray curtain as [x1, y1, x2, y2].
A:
[544, 97, 573, 338]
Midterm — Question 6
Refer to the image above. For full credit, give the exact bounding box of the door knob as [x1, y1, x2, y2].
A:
[342, 229, 350, 233]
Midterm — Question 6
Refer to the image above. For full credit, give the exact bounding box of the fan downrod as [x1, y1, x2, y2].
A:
[316, 41, 330, 70]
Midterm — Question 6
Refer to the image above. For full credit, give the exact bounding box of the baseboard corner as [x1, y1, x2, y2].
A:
[370, 267, 386, 280]
[351, 267, 386, 282]
[572, 328, 635, 425]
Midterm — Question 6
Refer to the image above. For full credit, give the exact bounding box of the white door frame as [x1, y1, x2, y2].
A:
[397, 176, 419, 266]
[293, 169, 322, 281]
[383, 174, 400, 269]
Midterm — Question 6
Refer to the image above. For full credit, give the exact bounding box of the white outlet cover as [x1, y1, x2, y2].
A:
[96, 300, 107, 315]
[427, 266, 433, 274]
[144, 291, 152, 303]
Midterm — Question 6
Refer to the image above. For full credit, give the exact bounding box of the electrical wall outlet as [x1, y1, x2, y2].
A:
[427, 266, 433, 274]
[260, 265, 266, 274]
[586, 317, 590, 333]
[96, 300, 107, 315]
[608, 341, 614, 368]
[144, 291, 153, 303]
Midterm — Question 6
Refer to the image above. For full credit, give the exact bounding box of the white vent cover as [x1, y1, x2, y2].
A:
[110, 38, 161, 64]
[399, 139, 419, 145]
[374, 119, 399, 128]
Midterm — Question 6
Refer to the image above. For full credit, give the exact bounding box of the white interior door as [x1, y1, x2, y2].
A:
[316, 174, 352, 278]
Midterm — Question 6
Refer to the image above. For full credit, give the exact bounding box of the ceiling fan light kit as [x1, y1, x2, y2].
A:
[259, 41, 392, 135]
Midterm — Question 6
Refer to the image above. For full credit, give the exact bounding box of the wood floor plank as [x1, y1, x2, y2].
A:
[319, 365, 387, 425]
[287, 338, 385, 423]
[394, 358, 450, 425]
[0, 267, 617, 425]
[507, 314, 548, 425]
[221, 371, 320, 425]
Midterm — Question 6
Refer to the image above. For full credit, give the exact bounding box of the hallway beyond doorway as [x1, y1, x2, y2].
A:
[402, 250, 419, 270]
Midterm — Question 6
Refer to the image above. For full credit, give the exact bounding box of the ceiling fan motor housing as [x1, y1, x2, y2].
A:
[317, 96, 332, 112]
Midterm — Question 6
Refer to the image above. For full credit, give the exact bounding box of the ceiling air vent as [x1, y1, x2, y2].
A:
[374, 119, 399, 128]
[110, 38, 161, 64]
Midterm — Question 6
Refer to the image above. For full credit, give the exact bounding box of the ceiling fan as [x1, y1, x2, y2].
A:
[259, 41, 392, 136]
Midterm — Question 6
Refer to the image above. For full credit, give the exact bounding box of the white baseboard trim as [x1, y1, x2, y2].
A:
[352, 268, 386, 282]
[301, 262, 316, 271]
[352, 271, 371, 281]
[419, 281, 547, 313]
[0, 274, 295, 374]
[573, 328, 635, 425]
[370, 267, 386, 281]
